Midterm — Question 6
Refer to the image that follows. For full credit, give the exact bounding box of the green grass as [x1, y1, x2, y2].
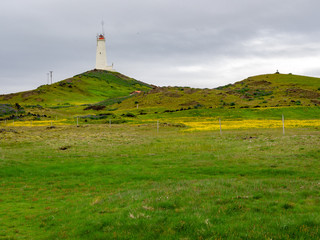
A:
[127, 106, 320, 121]
[1, 125, 320, 239]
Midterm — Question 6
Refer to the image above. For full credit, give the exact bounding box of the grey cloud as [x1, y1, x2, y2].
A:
[1, 0, 320, 94]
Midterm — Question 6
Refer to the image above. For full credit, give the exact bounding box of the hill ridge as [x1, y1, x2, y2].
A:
[0, 70, 152, 106]
[1, 72, 319, 111]
[114, 73, 320, 110]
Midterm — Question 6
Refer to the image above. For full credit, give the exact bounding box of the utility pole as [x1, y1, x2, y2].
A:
[50, 71, 53, 85]
[47, 73, 49, 85]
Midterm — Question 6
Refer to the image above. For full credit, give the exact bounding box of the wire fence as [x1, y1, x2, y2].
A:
[1, 115, 319, 135]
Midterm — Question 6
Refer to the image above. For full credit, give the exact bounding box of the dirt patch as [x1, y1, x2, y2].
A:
[59, 146, 71, 150]
[0, 129, 18, 133]
[180, 101, 200, 106]
[160, 122, 186, 128]
[148, 87, 169, 94]
[242, 136, 257, 140]
[184, 88, 198, 94]
[248, 80, 272, 86]
[286, 89, 320, 99]
[22, 90, 38, 98]
[1, 93, 17, 100]
[164, 91, 182, 98]
[311, 99, 320, 105]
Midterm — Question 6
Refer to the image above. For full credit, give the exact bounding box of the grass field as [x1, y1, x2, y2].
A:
[1, 70, 319, 239]
[1, 124, 319, 239]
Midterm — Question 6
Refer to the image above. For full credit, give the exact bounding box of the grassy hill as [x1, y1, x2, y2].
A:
[0, 70, 152, 106]
[115, 73, 320, 111]
[0, 71, 319, 123]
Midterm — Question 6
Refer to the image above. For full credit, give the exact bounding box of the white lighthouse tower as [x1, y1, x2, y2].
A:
[95, 22, 114, 71]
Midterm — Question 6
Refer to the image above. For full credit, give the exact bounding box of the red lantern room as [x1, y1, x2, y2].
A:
[98, 34, 105, 40]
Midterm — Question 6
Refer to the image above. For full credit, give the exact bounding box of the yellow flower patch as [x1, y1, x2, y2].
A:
[3, 119, 69, 127]
[181, 119, 320, 131]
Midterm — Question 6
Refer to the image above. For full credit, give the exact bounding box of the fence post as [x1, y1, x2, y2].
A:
[77, 117, 79, 127]
[157, 120, 159, 133]
[219, 118, 222, 136]
[109, 119, 111, 128]
[282, 114, 285, 135]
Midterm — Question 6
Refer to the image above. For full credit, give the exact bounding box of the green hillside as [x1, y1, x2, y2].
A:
[115, 73, 320, 110]
[1, 71, 319, 123]
[0, 70, 152, 106]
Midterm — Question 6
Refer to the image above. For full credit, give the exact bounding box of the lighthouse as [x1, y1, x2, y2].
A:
[95, 25, 114, 71]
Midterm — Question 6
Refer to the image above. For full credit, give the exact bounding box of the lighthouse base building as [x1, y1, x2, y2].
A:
[95, 34, 115, 71]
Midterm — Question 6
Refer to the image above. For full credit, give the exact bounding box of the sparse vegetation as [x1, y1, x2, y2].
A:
[0, 104, 16, 116]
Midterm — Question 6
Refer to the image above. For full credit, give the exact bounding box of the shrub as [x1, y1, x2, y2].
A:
[253, 90, 273, 97]
[80, 113, 116, 120]
[163, 110, 175, 113]
[0, 104, 15, 116]
[109, 119, 127, 124]
[237, 87, 250, 94]
[25, 104, 43, 109]
[121, 112, 136, 118]
[84, 105, 106, 111]
[15, 103, 22, 110]
[138, 110, 147, 115]
[282, 203, 294, 210]
[194, 104, 203, 109]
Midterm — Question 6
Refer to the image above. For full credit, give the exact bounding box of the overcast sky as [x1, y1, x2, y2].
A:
[1, 0, 320, 94]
